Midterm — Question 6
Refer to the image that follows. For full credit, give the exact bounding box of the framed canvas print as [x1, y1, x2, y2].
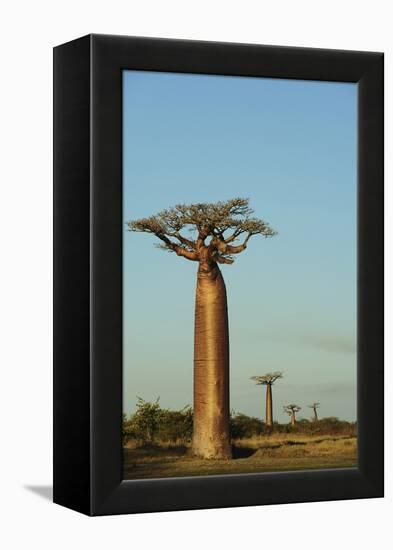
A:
[53, 34, 384, 516]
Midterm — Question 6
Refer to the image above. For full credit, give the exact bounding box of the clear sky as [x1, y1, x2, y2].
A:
[123, 70, 357, 423]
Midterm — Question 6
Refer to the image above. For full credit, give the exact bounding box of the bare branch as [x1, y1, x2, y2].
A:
[168, 232, 197, 250]
[224, 229, 244, 243]
[216, 255, 234, 265]
[225, 233, 253, 254]
[156, 234, 198, 261]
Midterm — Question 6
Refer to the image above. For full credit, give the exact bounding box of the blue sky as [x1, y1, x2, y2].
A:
[123, 70, 357, 423]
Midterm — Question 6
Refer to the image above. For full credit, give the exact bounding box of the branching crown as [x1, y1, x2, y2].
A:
[251, 372, 283, 385]
[127, 198, 277, 265]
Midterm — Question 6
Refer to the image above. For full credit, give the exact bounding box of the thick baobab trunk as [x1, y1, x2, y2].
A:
[192, 264, 231, 459]
[265, 384, 273, 427]
[291, 412, 296, 426]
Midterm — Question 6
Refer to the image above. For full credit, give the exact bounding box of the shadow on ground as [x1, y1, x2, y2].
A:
[24, 485, 52, 501]
[232, 446, 257, 459]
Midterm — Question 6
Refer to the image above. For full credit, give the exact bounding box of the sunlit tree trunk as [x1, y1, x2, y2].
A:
[265, 384, 273, 427]
[291, 412, 296, 426]
[192, 264, 231, 459]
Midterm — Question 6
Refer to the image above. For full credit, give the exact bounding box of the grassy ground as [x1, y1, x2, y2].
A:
[123, 434, 357, 480]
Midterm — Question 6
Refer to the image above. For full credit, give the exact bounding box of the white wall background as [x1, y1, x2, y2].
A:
[0, 1, 390, 549]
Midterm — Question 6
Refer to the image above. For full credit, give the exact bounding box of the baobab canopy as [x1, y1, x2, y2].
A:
[127, 197, 277, 265]
[251, 372, 283, 385]
[284, 404, 302, 415]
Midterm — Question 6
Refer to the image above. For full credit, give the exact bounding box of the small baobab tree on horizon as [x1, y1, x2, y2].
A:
[308, 402, 320, 422]
[127, 198, 277, 459]
[283, 404, 301, 426]
[251, 372, 283, 428]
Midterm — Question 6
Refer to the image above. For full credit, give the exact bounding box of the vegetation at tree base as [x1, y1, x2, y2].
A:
[123, 399, 357, 446]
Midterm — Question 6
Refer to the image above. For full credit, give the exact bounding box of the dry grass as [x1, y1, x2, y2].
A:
[124, 438, 189, 450]
[123, 433, 357, 480]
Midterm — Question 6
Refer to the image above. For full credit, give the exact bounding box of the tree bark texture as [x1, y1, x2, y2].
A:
[192, 264, 231, 459]
[265, 383, 273, 427]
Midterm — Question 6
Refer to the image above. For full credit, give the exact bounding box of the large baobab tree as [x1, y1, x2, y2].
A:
[308, 402, 320, 422]
[251, 372, 283, 427]
[283, 404, 301, 426]
[127, 198, 277, 459]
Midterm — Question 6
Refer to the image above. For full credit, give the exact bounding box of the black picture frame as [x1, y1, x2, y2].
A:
[53, 34, 384, 516]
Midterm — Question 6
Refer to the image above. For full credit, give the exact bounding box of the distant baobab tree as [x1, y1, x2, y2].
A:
[308, 402, 320, 422]
[283, 404, 301, 426]
[127, 198, 277, 459]
[251, 372, 283, 427]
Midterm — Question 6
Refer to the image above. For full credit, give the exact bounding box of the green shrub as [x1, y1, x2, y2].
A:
[230, 413, 264, 438]
[157, 407, 193, 441]
[129, 397, 162, 444]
